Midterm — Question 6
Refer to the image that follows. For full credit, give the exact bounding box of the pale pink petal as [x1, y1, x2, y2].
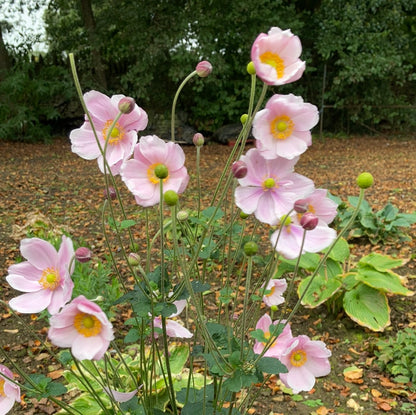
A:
[58, 235, 75, 275]
[103, 387, 139, 403]
[6, 273, 41, 292]
[9, 289, 53, 313]
[48, 325, 79, 347]
[139, 135, 169, 163]
[71, 334, 108, 360]
[6, 262, 42, 281]
[234, 186, 262, 214]
[47, 287, 67, 315]
[303, 225, 337, 253]
[280, 365, 316, 393]
[254, 193, 280, 225]
[84, 90, 117, 123]
[20, 238, 57, 270]
[165, 320, 193, 338]
[70, 127, 102, 160]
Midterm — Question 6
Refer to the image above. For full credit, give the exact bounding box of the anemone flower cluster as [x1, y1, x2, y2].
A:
[235, 25, 337, 261]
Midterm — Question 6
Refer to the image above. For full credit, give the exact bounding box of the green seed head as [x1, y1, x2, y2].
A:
[244, 241, 258, 256]
[356, 172, 374, 189]
[164, 190, 179, 206]
[247, 61, 256, 75]
[154, 164, 169, 179]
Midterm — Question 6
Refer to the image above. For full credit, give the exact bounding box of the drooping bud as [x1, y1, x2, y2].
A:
[154, 164, 169, 179]
[231, 160, 248, 179]
[356, 172, 374, 189]
[294, 199, 308, 214]
[177, 210, 189, 221]
[300, 212, 319, 231]
[118, 97, 136, 114]
[240, 114, 248, 125]
[244, 241, 258, 256]
[75, 247, 92, 263]
[164, 190, 179, 206]
[247, 61, 256, 75]
[128, 252, 140, 266]
[193, 132, 205, 147]
[196, 61, 213, 77]
[103, 186, 117, 200]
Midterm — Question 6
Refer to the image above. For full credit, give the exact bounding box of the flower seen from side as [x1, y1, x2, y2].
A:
[253, 94, 319, 160]
[294, 189, 338, 225]
[70, 91, 148, 175]
[103, 387, 141, 403]
[48, 295, 114, 360]
[253, 314, 293, 358]
[121, 135, 189, 207]
[6, 236, 74, 315]
[270, 214, 337, 260]
[279, 335, 331, 393]
[0, 365, 20, 415]
[251, 27, 305, 86]
[195, 60, 213, 77]
[234, 148, 314, 226]
[262, 278, 287, 307]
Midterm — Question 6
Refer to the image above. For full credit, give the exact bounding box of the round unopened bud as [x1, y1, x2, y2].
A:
[231, 160, 248, 179]
[103, 186, 117, 200]
[177, 210, 189, 221]
[154, 164, 169, 179]
[75, 247, 91, 263]
[356, 172, 374, 189]
[196, 60, 213, 77]
[164, 190, 179, 206]
[240, 114, 248, 125]
[118, 97, 136, 114]
[244, 241, 258, 256]
[193, 132, 204, 147]
[128, 252, 140, 266]
[247, 61, 256, 75]
[270, 305, 278, 312]
[294, 199, 308, 214]
[300, 212, 319, 231]
[240, 211, 250, 219]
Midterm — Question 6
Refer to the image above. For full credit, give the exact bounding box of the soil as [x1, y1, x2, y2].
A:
[0, 135, 415, 415]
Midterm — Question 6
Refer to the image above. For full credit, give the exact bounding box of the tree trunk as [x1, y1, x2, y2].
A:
[79, 0, 107, 89]
[0, 25, 12, 81]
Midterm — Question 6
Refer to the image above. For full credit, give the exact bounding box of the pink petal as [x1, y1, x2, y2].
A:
[6, 273, 41, 292]
[234, 186, 262, 214]
[166, 320, 193, 338]
[71, 334, 109, 360]
[303, 225, 337, 253]
[84, 90, 117, 124]
[6, 262, 42, 281]
[48, 325, 79, 347]
[20, 238, 57, 270]
[103, 387, 139, 403]
[9, 289, 53, 313]
[70, 126, 102, 160]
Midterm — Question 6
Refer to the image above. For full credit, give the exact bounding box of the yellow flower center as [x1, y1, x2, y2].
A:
[290, 349, 307, 367]
[262, 177, 277, 190]
[103, 120, 125, 145]
[263, 331, 277, 347]
[39, 267, 61, 290]
[74, 313, 102, 337]
[271, 115, 294, 140]
[259, 51, 285, 78]
[0, 377, 5, 396]
[147, 163, 169, 184]
[266, 286, 276, 297]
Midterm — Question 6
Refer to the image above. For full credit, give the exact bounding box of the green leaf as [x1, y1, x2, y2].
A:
[359, 252, 403, 271]
[46, 381, 67, 397]
[298, 273, 343, 308]
[120, 219, 137, 229]
[355, 267, 413, 296]
[256, 357, 287, 374]
[323, 237, 350, 262]
[343, 284, 390, 331]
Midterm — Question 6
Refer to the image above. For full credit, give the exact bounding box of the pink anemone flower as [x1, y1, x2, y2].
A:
[251, 27, 305, 86]
[121, 135, 189, 207]
[253, 314, 293, 358]
[279, 335, 331, 393]
[0, 365, 20, 414]
[294, 188, 338, 225]
[70, 91, 148, 175]
[262, 278, 287, 307]
[6, 236, 74, 315]
[103, 386, 141, 403]
[153, 298, 192, 339]
[48, 295, 114, 361]
[253, 94, 319, 160]
[234, 148, 314, 226]
[270, 214, 337, 260]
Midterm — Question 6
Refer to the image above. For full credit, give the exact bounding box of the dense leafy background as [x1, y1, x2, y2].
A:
[0, 0, 415, 141]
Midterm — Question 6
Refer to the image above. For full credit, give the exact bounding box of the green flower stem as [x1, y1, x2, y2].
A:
[159, 179, 166, 297]
[171, 70, 198, 142]
[240, 255, 253, 360]
[196, 144, 202, 220]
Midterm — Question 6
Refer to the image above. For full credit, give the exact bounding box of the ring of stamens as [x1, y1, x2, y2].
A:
[290, 349, 307, 367]
[39, 267, 61, 290]
[260, 51, 285, 78]
[270, 115, 294, 140]
[103, 120, 125, 145]
[74, 313, 102, 337]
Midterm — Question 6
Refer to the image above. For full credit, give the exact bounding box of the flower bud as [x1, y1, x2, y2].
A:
[240, 114, 248, 125]
[300, 212, 319, 231]
[231, 160, 248, 179]
[103, 186, 117, 200]
[118, 97, 136, 114]
[193, 132, 204, 147]
[164, 190, 179, 206]
[244, 241, 258, 256]
[247, 61, 256, 75]
[128, 252, 140, 266]
[270, 305, 278, 312]
[356, 172, 374, 189]
[177, 210, 189, 221]
[75, 247, 91, 263]
[154, 164, 169, 179]
[196, 61, 213, 77]
[240, 211, 250, 219]
[294, 199, 308, 214]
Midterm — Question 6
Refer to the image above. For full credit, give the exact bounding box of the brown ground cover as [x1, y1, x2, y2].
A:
[0, 135, 415, 414]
